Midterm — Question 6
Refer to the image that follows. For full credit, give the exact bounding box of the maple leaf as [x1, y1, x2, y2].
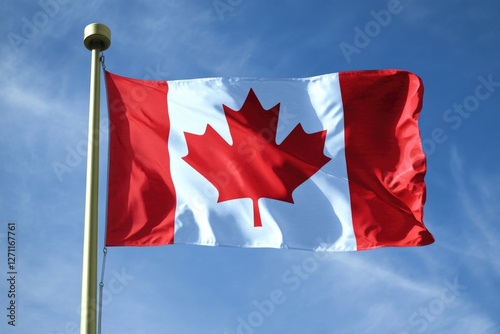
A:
[182, 88, 331, 227]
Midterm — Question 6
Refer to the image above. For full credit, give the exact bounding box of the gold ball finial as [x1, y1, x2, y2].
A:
[84, 23, 111, 51]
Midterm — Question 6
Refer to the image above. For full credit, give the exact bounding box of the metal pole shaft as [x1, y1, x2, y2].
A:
[81, 23, 110, 334]
[80, 45, 101, 334]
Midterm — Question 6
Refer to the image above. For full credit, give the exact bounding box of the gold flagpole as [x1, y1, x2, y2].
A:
[81, 23, 111, 334]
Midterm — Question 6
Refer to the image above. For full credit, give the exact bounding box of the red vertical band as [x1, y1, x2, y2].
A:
[105, 72, 176, 246]
[339, 70, 434, 250]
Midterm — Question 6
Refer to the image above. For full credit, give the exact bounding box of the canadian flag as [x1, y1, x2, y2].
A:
[105, 69, 434, 251]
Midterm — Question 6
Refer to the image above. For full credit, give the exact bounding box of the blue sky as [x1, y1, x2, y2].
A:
[1, 0, 499, 333]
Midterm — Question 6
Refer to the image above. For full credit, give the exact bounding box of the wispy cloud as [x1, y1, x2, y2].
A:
[449, 145, 500, 275]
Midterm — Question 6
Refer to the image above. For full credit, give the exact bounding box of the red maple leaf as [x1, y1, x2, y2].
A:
[182, 89, 331, 227]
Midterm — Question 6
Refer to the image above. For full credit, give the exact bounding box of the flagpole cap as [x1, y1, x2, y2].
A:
[84, 23, 111, 51]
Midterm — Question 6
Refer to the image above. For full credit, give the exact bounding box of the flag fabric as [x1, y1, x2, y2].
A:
[104, 69, 434, 251]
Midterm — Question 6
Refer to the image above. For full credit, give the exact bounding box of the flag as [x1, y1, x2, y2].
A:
[104, 69, 434, 251]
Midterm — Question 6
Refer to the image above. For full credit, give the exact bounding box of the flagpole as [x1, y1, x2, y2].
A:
[81, 23, 111, 334]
